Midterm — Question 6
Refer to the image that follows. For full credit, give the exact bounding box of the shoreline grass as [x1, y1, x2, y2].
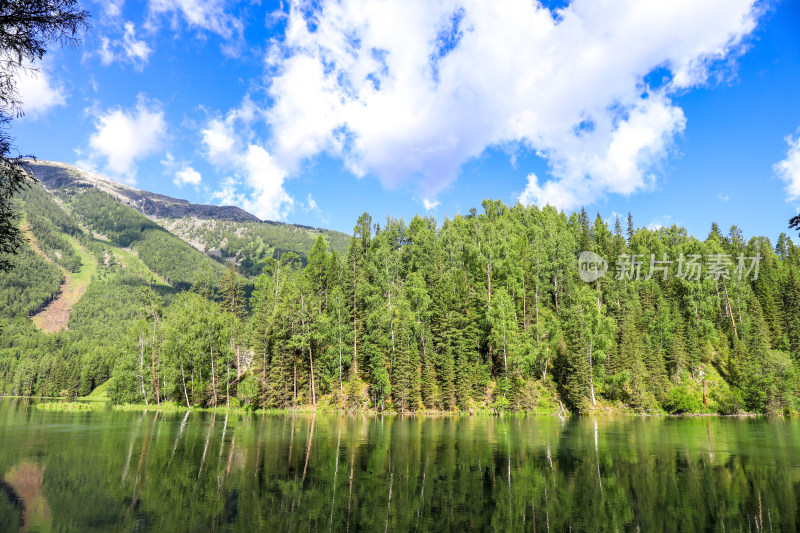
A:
[35, 401, 93, 412]
[103, 401, 772, 418]
[1, 396, 770, 417]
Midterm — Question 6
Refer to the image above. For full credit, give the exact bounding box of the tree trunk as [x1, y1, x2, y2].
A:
[309, 342, 316, 407]
[208, 316, 218, 408]
[300, 292, 317, 407]
[553, 273, 559, 314]
[388, 287, 395, 382]
[180, 362, 190, 408]
[139, 331, 148, 405]
[722, 278, 738, 339]
[352, 299, 358, 377]
[151, 318, 160, 405]
[338, 295, 343, 391]
[236, 345, 241, 379]
[589, 343, 597, 409]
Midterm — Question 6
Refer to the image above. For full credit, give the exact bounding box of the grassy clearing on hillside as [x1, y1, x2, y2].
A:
[103, 239, 171, 287]
[31, 233, 97, 333]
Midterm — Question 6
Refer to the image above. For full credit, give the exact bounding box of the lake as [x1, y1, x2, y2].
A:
[1, 399, 799, 531]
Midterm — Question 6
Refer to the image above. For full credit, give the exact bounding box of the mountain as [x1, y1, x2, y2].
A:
[25, 161, 351, 275]
[26, 160, 260, 222]
[0, 163, 356, 398]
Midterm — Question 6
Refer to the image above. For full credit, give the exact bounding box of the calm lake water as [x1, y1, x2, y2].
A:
[1, 400, 799, 532]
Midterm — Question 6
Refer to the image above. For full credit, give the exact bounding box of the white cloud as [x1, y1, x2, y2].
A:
[423, 198, 440, 211]
[239, 145, 294, 220]
[99, 37, 116, 65]
[98, 22, 152, 69]
[302, 193, 329, 223]
[201, 97, 263, 165]
[718, 192, 730, 202]
[775, 134, 800, 204]
[304, 193, 319, 213]
[518, 95, 686, 207]
[264, 0, 759, 209]
[174, 166, 202, 187]
[84, 96, 167, 182]
[99, 0, 125, 18]
[647, 215, 672, 231]
[16, 62, 67, 119]
[202, 117, 238, 165]
[122, 23, 152, 65]
[208, 147, 294, 220]
[147, 0, 243, 42]
[210, 176, 238, 204]
[203, 105, 293, 220]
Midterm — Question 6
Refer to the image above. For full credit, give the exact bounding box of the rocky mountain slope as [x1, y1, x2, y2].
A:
[24, 160, 350, 269]
[25, 160, 260, 222]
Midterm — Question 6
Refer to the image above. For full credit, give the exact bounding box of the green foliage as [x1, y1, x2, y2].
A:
[161, 216, 350, 277]
[0, 243, 62, 318]
[135, 228, 224, 289]
[664, 382, 705, 414]
[21, 183, 83, 271]
[64, 188, 225, 288]
[4, 185, 800, 416]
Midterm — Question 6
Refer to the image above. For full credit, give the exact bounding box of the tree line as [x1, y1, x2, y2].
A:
[109, 200, 800, 414]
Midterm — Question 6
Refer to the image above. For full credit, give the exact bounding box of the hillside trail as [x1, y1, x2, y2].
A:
[23, 224, 92, 333]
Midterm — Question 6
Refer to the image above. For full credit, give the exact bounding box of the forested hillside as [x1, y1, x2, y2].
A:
[2, 177, 800, 414]
[157, 216, 351, 277]
[0, 176, 361, 400]
[107, 201, 800, 415]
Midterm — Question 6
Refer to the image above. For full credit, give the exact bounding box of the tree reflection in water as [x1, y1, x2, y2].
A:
[0, 400, 798, 532]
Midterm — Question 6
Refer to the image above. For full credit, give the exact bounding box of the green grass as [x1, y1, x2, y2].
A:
[63, 233, 97, 285]
[113, 402, 262, 414]
[104, 240, 171, 287]
[36, 402, 93, 412]
[113, 403, 191, 412]
[82, 378, 113, 400]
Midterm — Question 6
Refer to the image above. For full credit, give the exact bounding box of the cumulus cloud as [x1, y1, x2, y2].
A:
[775, 133, 800, 204]
[203, 104, 293, 220]
[174, 166, 202, 187]
[207, 146, 293, 220]
[162, 153, 203, 187]
[99, 22, 152, 69]
[202, 117, 238, 165]
[15, 62, 67, 118]
[84, 96, 167, 182]
[263, 0, 759, 209]
[423, 198, 440, 211]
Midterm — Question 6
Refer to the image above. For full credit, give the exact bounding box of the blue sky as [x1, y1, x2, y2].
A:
[12, 0, 800, 240]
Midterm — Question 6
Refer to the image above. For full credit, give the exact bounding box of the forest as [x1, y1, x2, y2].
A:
[107, 201, 800, 415]
[2, 183, 800, 415]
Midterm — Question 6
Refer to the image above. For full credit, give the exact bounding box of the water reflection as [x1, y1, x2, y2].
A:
[2, 462, 51, 532]
[0, 400, 799, 532]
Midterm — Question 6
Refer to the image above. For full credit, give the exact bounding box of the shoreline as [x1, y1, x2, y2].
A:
[0, 396, 777, 417]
